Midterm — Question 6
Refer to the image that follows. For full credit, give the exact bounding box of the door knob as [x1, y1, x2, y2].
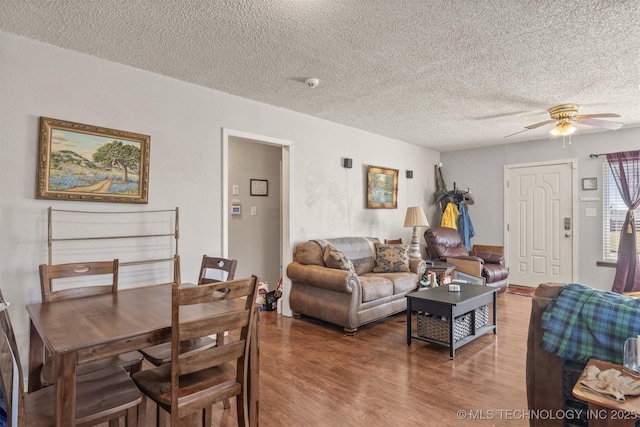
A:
[565, 233, 571, 237]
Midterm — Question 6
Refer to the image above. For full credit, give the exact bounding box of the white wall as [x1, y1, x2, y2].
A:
[0, 32, 440, 364]
[441, 128, 640, 290]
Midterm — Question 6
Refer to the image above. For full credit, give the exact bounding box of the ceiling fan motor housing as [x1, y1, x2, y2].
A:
[549, 104, 579, 121]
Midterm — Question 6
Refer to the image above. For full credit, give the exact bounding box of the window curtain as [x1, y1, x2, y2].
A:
[606, 150, 640, 293]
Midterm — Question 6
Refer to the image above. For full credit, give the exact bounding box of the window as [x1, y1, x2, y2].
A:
[602, 163, 640, 261]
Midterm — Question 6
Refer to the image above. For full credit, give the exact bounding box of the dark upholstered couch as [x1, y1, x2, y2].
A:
[424, 227, 509, 293]
[526, 283, 640, 426]
[287, 237, 426, 335]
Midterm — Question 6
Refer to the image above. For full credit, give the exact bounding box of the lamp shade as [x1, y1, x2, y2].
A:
[403, 206, 429, 227]
[550, 121, 576, 136]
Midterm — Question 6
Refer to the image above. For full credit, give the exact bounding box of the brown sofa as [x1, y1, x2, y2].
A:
[526, 283, 640, 426]
[526, 283, 565, 427]
[287, 237, 427, 335]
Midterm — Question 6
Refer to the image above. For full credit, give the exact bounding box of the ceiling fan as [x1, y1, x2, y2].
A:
[504, 104, 623, 139]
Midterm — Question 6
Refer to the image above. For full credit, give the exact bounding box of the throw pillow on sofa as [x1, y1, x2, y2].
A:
[372, 243, 410, 273]
[323, 244, 355, 272]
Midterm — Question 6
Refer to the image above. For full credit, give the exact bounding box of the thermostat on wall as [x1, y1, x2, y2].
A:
[231, 200, 241, 216]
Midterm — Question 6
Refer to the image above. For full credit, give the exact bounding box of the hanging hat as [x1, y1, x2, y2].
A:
[462, 190, 475, 205]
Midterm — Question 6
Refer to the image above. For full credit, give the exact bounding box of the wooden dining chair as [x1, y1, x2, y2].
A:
[132, 276, 258, 427]
[0, 289, 142, 426]
[198, 256, 238, 284]
[37, 260, 144, 388]
[139, 255, 238, 366]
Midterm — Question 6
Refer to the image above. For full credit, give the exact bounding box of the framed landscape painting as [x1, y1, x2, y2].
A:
[366, 165, 398, 209]
[37, 117, 150, 204]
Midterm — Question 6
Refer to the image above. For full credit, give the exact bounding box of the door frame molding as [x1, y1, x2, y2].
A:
[222, 128, 294, 316]
[503, 158, 578, 284]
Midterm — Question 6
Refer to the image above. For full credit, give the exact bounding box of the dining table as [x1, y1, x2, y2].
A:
[26, 282, 259, 427]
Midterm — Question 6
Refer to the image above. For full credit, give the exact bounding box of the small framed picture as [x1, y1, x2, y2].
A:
[250, 179, 268, 196]
[582, 177, 597, 191]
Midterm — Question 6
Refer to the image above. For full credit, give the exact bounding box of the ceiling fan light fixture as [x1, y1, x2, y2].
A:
[550, 121, 576, 136]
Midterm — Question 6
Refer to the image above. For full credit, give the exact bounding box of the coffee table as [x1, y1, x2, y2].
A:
[406, 283, 497, 358]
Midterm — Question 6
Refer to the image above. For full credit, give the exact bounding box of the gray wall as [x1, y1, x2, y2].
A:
[441, 127, 640, 290]
[228, 137, 281, 288]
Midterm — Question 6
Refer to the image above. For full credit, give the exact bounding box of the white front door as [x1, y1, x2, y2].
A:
[506, 161, 575, 286]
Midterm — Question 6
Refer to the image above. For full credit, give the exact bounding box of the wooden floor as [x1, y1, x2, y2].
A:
[198, 291, 532, 427]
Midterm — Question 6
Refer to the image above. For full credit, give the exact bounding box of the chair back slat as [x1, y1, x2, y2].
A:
[39, 260, 119, 302]
[179, 311, 249, 342]
[178, 280, 256, 306]
[198, 256, 238, 284]
[178, 340, 246, 376]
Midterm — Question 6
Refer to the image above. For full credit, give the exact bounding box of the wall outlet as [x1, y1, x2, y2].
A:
[585, 208, 597, 217]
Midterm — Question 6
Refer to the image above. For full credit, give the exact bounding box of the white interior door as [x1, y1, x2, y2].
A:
[506, 162, 575, 287]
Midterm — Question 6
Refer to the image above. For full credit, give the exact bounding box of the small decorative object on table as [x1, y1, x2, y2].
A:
[623, 337, 640, 378]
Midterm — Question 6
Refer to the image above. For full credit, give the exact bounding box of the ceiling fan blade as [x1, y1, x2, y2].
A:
[504, 128, 532, 138]
[578, 118, 623, 130]
[525, 119, 556, 130]
[577, 113, 621, 119]
[504, 119, 556, 138]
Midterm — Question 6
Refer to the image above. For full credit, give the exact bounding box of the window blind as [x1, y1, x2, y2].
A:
[602, 162, 640, 261]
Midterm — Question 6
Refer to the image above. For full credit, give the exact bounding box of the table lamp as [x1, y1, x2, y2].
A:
[403, 206, 429, 259]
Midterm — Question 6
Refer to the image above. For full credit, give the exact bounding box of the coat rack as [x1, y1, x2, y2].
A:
[436, 182, 474, 208]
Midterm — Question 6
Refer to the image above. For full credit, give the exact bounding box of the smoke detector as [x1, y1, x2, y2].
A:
[304, 78, 320, 88]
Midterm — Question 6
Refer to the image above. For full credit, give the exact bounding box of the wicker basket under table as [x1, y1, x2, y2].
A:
[417, 305, 489, 343]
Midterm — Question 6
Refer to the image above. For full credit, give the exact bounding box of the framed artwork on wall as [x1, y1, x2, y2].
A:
[366, 165, 398, 209]
[37, 117, 150, 204]
[250, 179, 268, 196]
[582, 177, 597, 190]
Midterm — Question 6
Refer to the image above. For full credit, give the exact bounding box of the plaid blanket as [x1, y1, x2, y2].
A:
[541, 283, 640, 364]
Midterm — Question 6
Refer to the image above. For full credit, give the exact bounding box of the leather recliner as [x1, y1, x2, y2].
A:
[424, 227, 508, 293]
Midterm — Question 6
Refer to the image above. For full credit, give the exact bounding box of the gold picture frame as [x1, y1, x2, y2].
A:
[37, 117, 150, 204]
[367, 165, 398, 209]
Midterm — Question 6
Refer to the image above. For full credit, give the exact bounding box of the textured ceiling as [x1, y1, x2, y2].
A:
[1, 0, 639, 152]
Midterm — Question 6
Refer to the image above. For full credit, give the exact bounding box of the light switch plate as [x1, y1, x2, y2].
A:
[232, 185, 239, 195]
[251, 207, 257, 216]
[586, 208, 597, 217]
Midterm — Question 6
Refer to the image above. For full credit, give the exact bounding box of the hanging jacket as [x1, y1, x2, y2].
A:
[440, 202, 459, 229]
[456, 202, 475, 250]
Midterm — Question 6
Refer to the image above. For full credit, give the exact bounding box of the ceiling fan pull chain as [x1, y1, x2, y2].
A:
[560, 135, 573, 149]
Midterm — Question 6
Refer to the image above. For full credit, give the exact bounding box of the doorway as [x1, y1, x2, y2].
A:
[505, 160, 577, 287]
[222, 128, 293, 316]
